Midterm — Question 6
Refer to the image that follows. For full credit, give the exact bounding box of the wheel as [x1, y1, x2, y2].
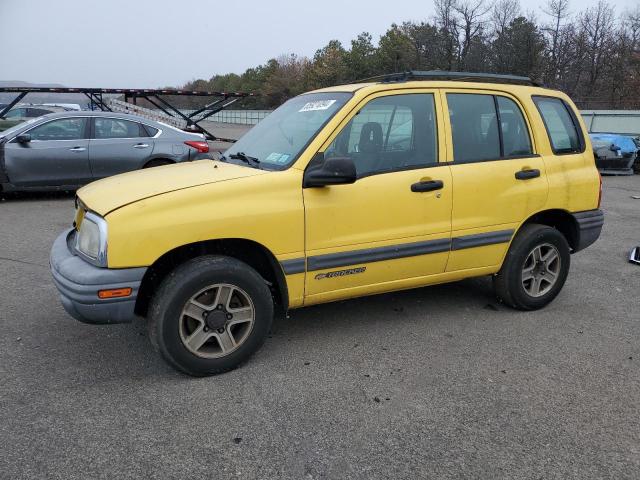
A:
[493, 223, 570, 310]
[148, 255, 274, 376]
[143, 159, 172, 168]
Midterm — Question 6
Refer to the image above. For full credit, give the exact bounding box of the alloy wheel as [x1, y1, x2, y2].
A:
[521, 243, 561, 298]
[179, 284, 255, 358]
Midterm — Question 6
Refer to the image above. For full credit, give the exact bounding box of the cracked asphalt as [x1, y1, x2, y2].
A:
[0, 176, 638, 479]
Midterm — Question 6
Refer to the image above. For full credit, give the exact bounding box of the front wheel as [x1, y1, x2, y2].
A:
[148, 256, 274, 376]
[493, 224, 570, 310]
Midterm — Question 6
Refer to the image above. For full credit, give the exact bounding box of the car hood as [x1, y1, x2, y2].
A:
[78, 160, 266, 216]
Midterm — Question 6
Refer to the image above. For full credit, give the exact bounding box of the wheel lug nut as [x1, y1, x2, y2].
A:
[217, 328, 225, 333]
[203, 326, 209, 332]
[226, 313, 232, 320]
[217, 305, 223, 310]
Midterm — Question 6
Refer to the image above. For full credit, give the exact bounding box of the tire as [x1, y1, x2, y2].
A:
[493, 223, 570, 311]
[148, 255, 273, 376]
[143, 159, 172, 169]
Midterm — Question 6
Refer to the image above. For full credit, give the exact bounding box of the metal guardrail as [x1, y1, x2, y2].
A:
[181, 109, 272, 125]
[188, 109, 640, 133]
[581, 110, 640, 136]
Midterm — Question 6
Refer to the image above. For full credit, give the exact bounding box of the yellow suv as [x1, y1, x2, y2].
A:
[50, 71, 604, 376]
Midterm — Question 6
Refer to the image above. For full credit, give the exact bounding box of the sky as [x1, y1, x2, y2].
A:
[1, 0, 637, 88]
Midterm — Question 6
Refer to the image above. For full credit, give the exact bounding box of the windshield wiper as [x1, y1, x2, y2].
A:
[229, 152, 261, 168]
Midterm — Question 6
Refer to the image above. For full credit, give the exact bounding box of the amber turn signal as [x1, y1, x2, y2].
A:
[98, 288, 132, 299]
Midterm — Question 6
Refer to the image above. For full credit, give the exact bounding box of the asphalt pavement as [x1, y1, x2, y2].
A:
[0, 175, 638, 479]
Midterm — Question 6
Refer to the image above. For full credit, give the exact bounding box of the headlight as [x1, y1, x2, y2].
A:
[75, 212, 108, 267]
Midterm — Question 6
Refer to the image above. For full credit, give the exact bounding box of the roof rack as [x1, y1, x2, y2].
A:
[356, 70, 540, 87]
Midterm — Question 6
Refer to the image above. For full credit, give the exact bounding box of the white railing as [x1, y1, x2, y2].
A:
[107, 99, 186, 129]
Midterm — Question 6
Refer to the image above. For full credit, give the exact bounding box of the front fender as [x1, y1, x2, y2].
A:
[104, 169, 305, 269]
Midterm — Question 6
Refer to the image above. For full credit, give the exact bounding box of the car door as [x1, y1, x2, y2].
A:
[3, 117, 92, 187]
[442, 90, 548, 271]
[302, 90, 452, 305]
[88, 117, 155, 179]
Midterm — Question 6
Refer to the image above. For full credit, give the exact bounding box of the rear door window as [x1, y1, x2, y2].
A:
[447, 93, 534, 162]
[447, 93, 500, 162]
[94, 118, 147, 139]
[533, 97, 583, 154]
[497, 97, 533, 157]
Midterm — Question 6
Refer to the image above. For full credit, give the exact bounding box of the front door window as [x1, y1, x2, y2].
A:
[325, 93, 438, 177]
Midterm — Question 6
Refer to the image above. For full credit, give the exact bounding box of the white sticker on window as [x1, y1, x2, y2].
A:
[265, 152, 291, 164]
[298, 100, 337, 112]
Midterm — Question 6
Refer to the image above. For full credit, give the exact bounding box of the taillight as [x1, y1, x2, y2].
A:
[184, 140, 209, 153]
[597, 172, 602, 208]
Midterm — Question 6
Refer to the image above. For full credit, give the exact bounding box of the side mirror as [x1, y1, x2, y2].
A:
[303, 155, 357, 188]
[16, 134, 31, 143]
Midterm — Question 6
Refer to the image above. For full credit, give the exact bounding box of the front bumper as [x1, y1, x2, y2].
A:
[50, 229, 147, 324]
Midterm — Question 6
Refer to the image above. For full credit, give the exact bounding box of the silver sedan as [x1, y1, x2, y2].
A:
[0, 111, 211, 192]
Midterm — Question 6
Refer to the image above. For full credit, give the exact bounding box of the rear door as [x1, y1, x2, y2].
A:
[442, 90, 548, 271]
[88, 117, 155, 179]
[532, 96, 599, 213]
[3, 117, 92, 187]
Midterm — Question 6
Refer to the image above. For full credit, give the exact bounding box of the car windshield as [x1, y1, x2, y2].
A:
[0, 116, 43, 138]
[224, 92, 352, 170]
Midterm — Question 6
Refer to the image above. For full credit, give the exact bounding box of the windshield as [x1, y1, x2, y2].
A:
[224, 92, 352, 170]
[0, 116, 43, 138]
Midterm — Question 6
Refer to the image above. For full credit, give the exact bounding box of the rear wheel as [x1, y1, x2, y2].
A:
[143, 159, 172, 169]
[493, 224, 570, 310]
[148, 256, 273, 376]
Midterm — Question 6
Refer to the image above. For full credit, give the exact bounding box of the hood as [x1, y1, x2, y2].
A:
[78, 160, 266, 216]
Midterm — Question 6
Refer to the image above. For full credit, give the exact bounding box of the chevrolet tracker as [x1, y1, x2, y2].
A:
[50, 71, 604, 376]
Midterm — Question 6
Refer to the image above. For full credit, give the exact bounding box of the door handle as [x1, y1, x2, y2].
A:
[133, 143, 149, 149]
[515, 169, 540, 180]
[411, 180, 444, 192]
[69, 147, 86, 152]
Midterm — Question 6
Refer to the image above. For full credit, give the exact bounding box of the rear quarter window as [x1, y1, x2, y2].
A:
[142, 124, 159, 137]
[533, 96, 584, 155]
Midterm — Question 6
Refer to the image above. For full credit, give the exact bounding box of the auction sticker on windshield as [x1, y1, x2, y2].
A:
[265, 152, 291, 164]
[299, 100, 337, 112]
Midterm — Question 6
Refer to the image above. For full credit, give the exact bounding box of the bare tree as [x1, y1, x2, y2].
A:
[454, 0, 493, 68]
[434, 0, 461, 69]
[605, 7, 640, 107]
[579, 1, 615, 94]
[492, 0, 520, 36]
[627, 6, 640, 48]
[541, 0, 570, 85]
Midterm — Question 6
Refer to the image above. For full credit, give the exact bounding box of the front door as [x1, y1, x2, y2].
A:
[442, 90, 549, 271]
[3, 117, 92, 187]
[303, 90, 452, 304]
